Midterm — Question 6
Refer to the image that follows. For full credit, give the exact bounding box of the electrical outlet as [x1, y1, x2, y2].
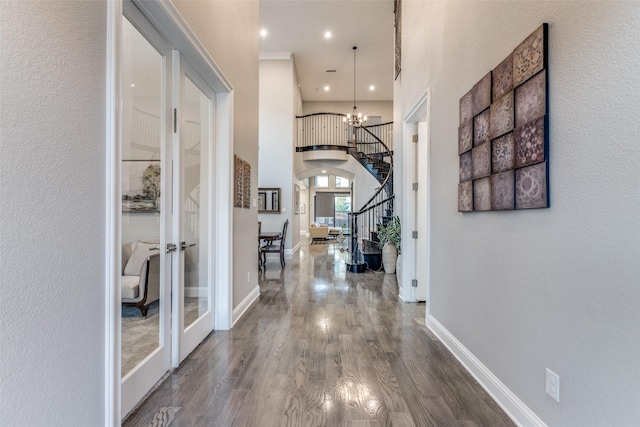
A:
[545, 368, 560, 402]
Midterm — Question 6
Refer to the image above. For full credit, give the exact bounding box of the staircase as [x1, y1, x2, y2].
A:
[296, 113, 394, 272]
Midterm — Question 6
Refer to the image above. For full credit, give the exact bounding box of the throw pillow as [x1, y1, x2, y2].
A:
[123, 240, 159, 276]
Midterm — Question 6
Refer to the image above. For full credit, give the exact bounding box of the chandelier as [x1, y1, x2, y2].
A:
[343, 46, 367, 127]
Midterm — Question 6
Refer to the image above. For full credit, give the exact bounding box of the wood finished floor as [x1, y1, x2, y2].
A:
[123, 243, 515, 427]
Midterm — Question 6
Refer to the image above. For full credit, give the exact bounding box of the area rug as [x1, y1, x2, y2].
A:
[121, 297, 205, 376]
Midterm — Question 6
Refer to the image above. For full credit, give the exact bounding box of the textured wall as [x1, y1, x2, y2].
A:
[0, 1, 106, 425]
[172, 0, 260, 309]
[398, 2, 640, 425]
[258, 59, 296, 249]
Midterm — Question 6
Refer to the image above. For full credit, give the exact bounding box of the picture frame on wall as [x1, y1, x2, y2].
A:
[243, 161, 251, 209]
[394, 0, 402, 79]
[122, 160, 161, 213]
[234, 155, 243, 208]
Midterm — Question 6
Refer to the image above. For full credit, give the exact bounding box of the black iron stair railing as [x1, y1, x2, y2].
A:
[294, 113, 394, 273]
[345, 124, 394, 272]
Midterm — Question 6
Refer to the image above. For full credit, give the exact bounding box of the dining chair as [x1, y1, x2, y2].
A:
[260, 219, 288, 268]
[258, 221, 262, 268]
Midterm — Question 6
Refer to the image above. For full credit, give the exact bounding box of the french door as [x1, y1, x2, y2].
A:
[121, 11, 173, 417]
[172, 54, 215, 364]
[120, 4, 216, 417]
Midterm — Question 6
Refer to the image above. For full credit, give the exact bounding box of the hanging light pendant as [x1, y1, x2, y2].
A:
[344, 46, 367, 127]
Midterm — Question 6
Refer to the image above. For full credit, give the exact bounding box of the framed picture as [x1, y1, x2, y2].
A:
[294, 184, 300, 214]
[394, 0, 402, 79]
[234, 155, 243, 208]
[122, 160, 161, 213]
[258, 192, 266, 211]
[243, 161, 251, 209]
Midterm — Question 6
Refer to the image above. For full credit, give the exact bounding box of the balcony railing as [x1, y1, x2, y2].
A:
[296, 113, 393, 151]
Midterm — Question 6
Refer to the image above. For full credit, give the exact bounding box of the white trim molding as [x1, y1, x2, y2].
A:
[428, 316, 547, 427]
[232, 285, 260, 326]
[285, 241, 302, 256]
[105, 1, 122, 426]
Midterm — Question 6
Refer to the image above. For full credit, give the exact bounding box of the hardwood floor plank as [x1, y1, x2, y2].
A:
[123, 242, 514, 427]
[303, 379, 327, 427]
[213, 389, 248, 426]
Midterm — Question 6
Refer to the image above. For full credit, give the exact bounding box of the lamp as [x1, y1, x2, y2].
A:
[343, 46, 367, 127]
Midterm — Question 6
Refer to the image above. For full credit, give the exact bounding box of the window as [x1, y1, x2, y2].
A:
[315, 175, 329, 187]
[314, 192, 351, 229]
[335, 176, 350, 188]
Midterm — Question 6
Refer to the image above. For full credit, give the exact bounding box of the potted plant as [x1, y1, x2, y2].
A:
[377, 215, 401, 274]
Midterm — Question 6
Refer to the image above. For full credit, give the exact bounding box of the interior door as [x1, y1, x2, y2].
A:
[120, 11, 172, 417]
[173, 55, 215, 364]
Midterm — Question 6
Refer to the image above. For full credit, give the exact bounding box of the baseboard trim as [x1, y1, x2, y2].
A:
[428, 316, 547, 427]
[232, 285, 260, 327]
[285, 241, 301, 256]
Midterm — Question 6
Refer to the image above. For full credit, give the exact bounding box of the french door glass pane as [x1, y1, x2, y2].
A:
[183, 76, 209, 329]
[121, 16, 163, 377]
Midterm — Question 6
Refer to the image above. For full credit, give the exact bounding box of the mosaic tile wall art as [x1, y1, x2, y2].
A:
[457, 23, 548, 212]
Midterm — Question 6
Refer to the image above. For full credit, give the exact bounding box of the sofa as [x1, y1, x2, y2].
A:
[310, 223, 329, 241]
[122, 240, 160, 317]
[310, 222, 342, 241]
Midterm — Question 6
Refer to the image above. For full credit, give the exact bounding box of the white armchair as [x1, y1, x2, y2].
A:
[122, 240, 160, 317]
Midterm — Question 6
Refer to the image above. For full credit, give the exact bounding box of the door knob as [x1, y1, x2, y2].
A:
[166, 243, 178, 253]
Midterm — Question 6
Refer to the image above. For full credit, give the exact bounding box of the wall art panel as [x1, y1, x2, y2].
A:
[515, 70, 546, 128]
[516, 162, 548, 209]
[472, 142, 491, 180]
[493, 54, 513, 101]
[460, 151, 472, 182]
[473, 177, 491, 211]
[491, 170, 515, 210]
[458, 181, 473, 212]
[492, 132, 515, 174]
[459, 90, 473, 125]
[472, 72, 492, 116]
[515, 116, 546, 168]
[457, 23, 549, 212]
[513, 24, 547, 87]
[459, 121, 472, 154]
[489, 91, 514, 139]
[473, 109, 490, 147]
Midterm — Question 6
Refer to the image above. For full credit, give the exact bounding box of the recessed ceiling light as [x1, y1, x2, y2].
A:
[324, 31, 332, 39]
[369, 85, 375, 91]
[322, 170, 327, 173]
[260, 29, 268, 38]
[324, 85, 330, 91]
[131, 83, 135, 88]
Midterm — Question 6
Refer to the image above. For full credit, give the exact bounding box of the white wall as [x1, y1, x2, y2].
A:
[303, 101, 393, 123]
[258, 58, 299, 252]
[398, 2, 640, 426]
[173, 0, 260, 309]
[0, 1, 106, 424]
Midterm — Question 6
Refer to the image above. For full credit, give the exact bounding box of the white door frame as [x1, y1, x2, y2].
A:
[400, 88, 431, 318]
[105, 1, 234, 425]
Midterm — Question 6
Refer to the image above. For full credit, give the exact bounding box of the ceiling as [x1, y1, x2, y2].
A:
[259, 0, 395, 103]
